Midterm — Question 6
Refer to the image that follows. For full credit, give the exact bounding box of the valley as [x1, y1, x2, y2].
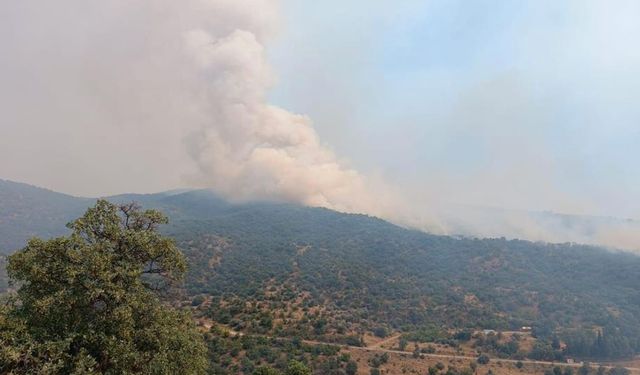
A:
[1, 179, 640, 374]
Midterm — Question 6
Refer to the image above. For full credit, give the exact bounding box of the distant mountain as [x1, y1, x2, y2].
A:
[0, 180, 236, 254]
[0, 179, 91, 255]
[436, 204, 640, 251]
[1, 179, 640, 359]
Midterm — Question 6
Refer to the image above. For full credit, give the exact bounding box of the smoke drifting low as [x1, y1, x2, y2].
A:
[0, 0, 396, 218]
[180, 26, 394, 216]
[0, 1, 638, 251]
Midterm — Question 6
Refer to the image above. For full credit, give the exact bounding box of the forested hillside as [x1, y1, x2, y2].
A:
[1, 180, 639, 361]
[0, 179, 89, 255]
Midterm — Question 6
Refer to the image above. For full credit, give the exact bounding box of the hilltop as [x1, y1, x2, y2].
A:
[1, 179, 639, 366]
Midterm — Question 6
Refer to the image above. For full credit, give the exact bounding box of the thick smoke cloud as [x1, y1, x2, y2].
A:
[0, 0, 396, 217]
[180, 26, 393, 214]
[1, 0, 638, 251]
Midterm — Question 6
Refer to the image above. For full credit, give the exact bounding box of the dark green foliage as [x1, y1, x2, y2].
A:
[476, 333, 520, 358]
[368, 353, 389, 368]
[399, 337, 408, 351]
[160, 192, 640, 359]
[529, 341, 559, 361]
[372, 326, 388, 338]
[562, 328, 636, 360]
[205, 333, 341, 374]
[344, 335, 363, 347]
[254, 366, 282, 375]
[0, 201, 207, 374]
[477, 354, 490, 365]
[453, 329, 473, 341]
[285, 360, 311, 375]
[1, 183, 640, 360]
[403, 325, 447, 343]
[422, 345, 436, 354]
[0, 179, 90, 255]
[192, 294, 206, 306]
[345, 360, 358, 375]
[0, 256, 7, 291]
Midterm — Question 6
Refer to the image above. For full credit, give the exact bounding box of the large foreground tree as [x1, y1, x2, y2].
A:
[0, 200, 207, 374]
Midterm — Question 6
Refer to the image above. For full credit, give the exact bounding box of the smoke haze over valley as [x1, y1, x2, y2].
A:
[2, 0, 640, 251]
[3, 3, 640, 373]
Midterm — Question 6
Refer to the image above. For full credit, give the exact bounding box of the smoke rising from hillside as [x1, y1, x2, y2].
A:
[180, 26, 395, 216]
[0, 0, 398, 217]
[0, 1, 638, 251]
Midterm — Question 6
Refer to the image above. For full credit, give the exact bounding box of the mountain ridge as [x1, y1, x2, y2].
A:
[1, 179, 640, 360]
[2, 178, 638, 253]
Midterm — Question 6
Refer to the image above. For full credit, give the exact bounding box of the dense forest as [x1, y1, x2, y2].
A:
[1, 180, 640, 362]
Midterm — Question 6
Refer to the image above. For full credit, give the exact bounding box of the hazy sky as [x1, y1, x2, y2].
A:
[269, 0, 640, 220]
[1, 0, 639, 225]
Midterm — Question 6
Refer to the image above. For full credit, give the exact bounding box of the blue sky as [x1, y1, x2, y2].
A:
[268, 0, 640, 218]
[1, 0, 638, 225]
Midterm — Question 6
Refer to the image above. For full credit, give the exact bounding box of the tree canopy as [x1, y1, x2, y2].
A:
[0, 200, 207, 374]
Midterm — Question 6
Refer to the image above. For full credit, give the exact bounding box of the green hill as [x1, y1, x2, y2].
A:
[0, 179, 90, 255]
[1, 180, 639, 360]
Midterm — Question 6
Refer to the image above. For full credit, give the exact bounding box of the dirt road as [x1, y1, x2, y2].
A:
[301, 339, 640, 373]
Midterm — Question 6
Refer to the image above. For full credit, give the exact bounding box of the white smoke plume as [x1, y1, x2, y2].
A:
[175, 2, 401, 216]
[0, 0, 398, 218]
[1, 0, 638, 252]
[180, 26, 392, 214]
